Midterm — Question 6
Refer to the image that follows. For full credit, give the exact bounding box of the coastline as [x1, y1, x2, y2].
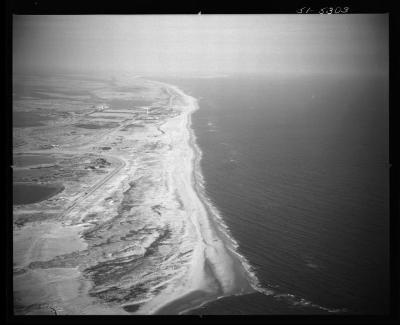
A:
[13, 74, 382, 315]
[145, 82, 257, 314]
[151, 81, 350, 316]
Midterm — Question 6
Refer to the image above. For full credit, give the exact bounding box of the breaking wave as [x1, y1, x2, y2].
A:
[187, 93, 347, 314]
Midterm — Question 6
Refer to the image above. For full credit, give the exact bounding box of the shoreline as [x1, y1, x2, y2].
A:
[13, 75, 354, 315]
[146, 82, 257, 314]
[147, 81, 348, 316]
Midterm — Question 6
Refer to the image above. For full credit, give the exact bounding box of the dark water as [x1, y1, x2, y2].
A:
[73, 122, 119, 129]
[13, 183, 64, 205]
[13, 81, 98, 103]
[13, 155, 56, 167]
[13, 168, 50, 180]
[163, 74, 389, 314]
[13, 111, 51, 127]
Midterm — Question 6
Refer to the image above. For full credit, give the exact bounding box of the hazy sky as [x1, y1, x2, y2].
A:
[13, 14, 388, 76]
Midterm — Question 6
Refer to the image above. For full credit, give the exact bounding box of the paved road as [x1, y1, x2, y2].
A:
[14, 85, 176, 222]
[17, 149, 127, 221]
[59, 153, 127, 221]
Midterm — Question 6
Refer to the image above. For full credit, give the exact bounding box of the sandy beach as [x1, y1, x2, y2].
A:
[129, 82, 254, 314]
[137, 83, 256, 314]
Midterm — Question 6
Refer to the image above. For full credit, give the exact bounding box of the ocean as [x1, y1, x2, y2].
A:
[161, 73, 389, 314]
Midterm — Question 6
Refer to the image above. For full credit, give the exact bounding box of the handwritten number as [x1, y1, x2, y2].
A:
[299, 6, 348, 14]
[297, 7, 313, 14]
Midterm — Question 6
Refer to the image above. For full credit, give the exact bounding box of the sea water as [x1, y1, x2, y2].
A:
[164, 73, 389, 314]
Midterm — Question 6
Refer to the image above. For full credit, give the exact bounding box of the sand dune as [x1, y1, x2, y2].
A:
[13, 77, 257, 315]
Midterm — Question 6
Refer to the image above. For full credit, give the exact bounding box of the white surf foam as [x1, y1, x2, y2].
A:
[149, 80, 348, 315]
